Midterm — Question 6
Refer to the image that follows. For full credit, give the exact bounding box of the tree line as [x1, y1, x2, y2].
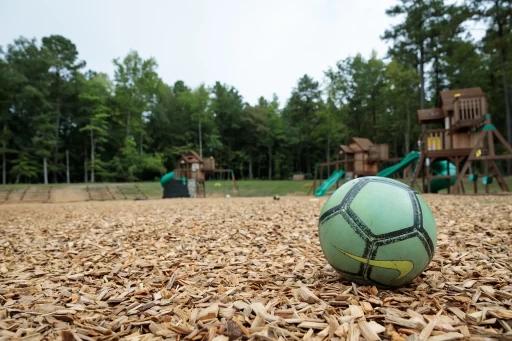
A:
[0, 0, 510, 184]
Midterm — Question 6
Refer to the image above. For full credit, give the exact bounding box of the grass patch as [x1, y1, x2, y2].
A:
[1, 176, 511, 201]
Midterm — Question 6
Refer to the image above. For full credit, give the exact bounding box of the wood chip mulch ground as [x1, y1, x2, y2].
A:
[0, 195, 511, 341]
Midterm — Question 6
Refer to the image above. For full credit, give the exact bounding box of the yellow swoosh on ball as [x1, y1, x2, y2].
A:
[335, 247, 414, 280]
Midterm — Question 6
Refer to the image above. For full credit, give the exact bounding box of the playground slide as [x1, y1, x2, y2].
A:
[377, 151, 420, 178]
[315, 170, 345, 197]
[377, 151, 456, 193]
[160, 171, 175, 187]
[429, 160, 456, 193]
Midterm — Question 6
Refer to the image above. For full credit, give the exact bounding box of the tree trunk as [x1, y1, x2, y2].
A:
[66, 149, 70, 184]
[500, 49, 512, 173]
[2, 124, 6, 184]
[84, 145, 88, 183]
[433, 51, 441, 107]
[91, 130, 95, 183]
[419, 43, 425, 110]
[268, 145, 272, 180]
[2, 144, 5, 185]
[228, 143, 232, 169]
[405, 100, 411, 155]
[53, 88, 61, 184]
[326, 136, 330, 175]
[43, 157, 48, 185]
[372, 106, 377, 141]
[248, 155, 253, 179]
[393, 134, 398, 158]
[139, 132, 143, 155]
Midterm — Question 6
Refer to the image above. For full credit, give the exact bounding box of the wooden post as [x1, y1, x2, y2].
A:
[493, 129, 512, 154]
[453, 131, 486, 193]
[484, 160, 489, 194]
[454, 156, 460, 194]
[309, 166, 318, 196]
[488, 128, 495, 157]
[422, 159, 426, 194]
[491, 160, 510, 192]
[43, 157, 48, 185]
[231, 171, 240, 196]
[446, 158, 451, 194]
[194, 169, 200, 198]
[66, 149, 70, 184]
[426, 158, 431, 193]
[410, 153, 424, 192]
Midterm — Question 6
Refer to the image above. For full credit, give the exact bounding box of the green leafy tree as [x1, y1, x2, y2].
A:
[4, 37, 50, 183]
[41, 35, 85, 182]
[382, 59, 420, 155]
[113, 50, 160, 150]
[79, 72, 112, 182]
[325, 52, 386, 140]
[282, 75, 323, 175]
[210, 82, 244, 169]
[383, 0, 447, 110]
[9, 152, 38, 183]
[0, 55, 15, 184]
[311, 97, 346, 175]
[468, 0, 512, 170]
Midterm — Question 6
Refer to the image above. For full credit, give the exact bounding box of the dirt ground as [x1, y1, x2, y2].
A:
[0, 195, 511, 340]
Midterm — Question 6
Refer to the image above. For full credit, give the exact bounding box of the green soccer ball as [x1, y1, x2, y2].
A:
[318, 177, 437, 288]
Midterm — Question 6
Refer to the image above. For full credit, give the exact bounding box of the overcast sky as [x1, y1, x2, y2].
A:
[1, 0, 400, 105]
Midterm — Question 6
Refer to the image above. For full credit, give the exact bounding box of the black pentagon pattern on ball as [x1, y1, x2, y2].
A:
[318, 177, 435, 286]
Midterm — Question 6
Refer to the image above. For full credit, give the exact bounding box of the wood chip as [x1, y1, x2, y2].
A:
[368, 321, 386, 334]
[426, 332, 464, 341]
[358, 320, 381, 341]
[419, 314, 438, 341]
[297, 321, 328, 330]
[0, 196, 510, 340]
[197, 303, 219, 321]
[294, 286, 320, 304]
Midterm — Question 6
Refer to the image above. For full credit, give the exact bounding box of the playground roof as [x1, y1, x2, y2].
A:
[338, 145, 354, 154]
[349, 137, 373, 152]
[178, 150, 203, 165]
[440, 87, 485, 111]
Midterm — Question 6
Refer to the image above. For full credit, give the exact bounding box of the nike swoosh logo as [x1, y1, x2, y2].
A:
[334, 246, 414, 280]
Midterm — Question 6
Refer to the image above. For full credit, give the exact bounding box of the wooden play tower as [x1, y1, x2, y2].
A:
[411, 87, 512, 194]
[174, 151, 239, 197]
[310, 138, 398, 194]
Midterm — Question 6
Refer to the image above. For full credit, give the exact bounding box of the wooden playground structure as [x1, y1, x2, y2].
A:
[174, 150, 240, 197]
[311, 87, 512, 196]
[411, 87, 512, 194]
[310, 138, 399, 194]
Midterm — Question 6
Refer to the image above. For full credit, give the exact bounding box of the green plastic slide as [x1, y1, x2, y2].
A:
[160, 171, 187, 187]
[377, 151, 421, 178]
[315, 170, 345, 197]
[377, 151, 456, 193]
[429, 160, 456, 193]
[160, 171, 175, 187]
